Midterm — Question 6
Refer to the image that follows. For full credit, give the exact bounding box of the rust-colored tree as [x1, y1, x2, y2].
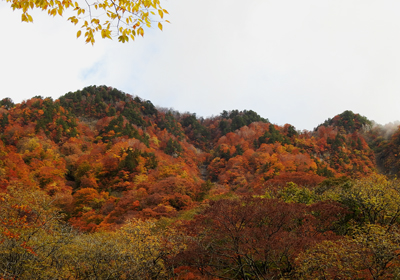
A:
[173, 196, 345, 279]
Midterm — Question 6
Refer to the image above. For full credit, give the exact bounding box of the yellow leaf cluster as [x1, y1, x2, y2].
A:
[6, 0, 169, 44]
[1, 186, 185, 279]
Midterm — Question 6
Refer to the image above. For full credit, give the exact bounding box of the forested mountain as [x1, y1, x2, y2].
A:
[2, 86, 400, 279]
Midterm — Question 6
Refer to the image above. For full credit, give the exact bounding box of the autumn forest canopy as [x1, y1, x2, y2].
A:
[2, 85, 400, 279]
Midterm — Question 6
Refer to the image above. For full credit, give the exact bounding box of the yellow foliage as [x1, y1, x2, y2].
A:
[158, 163, 185, 179]
[7, 0, 168, 44]
[296, 224, 400, 279]
[150, 136, 160, 147]
[134, 173, 148, 183]
[1, 187, 185, 279]
[60, 218, 185, 279]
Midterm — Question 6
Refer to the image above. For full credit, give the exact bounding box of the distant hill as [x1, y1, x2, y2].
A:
[316, 110, 372, 134]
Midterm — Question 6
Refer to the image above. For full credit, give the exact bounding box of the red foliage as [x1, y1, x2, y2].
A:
[266, 172, 325, 188]
[173, 196, 344, 279]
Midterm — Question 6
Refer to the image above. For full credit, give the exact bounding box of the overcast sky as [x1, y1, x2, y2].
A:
[1, 0, 400, 131]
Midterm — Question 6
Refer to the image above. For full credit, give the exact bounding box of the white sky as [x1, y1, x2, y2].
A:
[1, 0, 400, 131]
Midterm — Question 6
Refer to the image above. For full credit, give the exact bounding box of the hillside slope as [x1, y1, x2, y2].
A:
[0, 85, 394, 230]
